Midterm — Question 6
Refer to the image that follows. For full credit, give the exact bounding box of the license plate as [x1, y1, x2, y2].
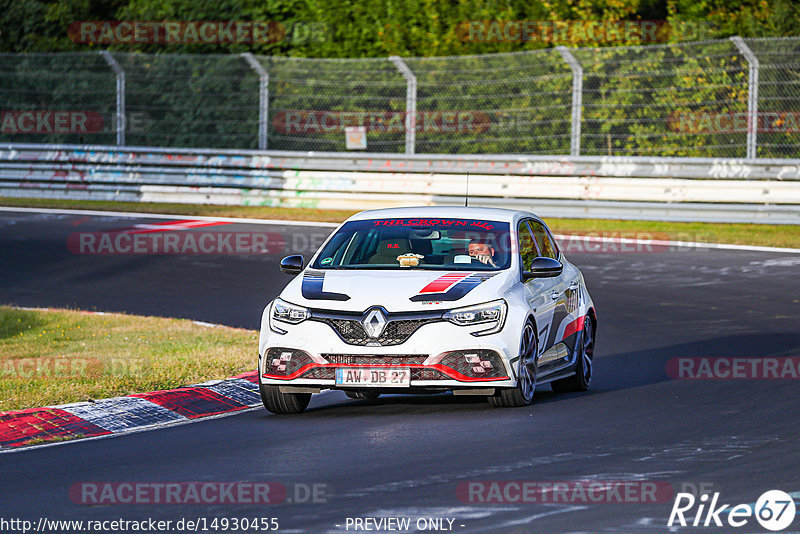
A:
[335, 368, 410, 387]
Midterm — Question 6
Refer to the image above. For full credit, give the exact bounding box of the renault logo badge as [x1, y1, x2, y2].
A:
[362, 309, 387, 338]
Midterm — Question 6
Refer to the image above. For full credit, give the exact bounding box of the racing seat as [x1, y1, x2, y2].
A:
[367, 238, 411, 264]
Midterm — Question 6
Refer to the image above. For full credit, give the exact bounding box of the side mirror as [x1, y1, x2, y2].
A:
[280, 255, 304, 275]
[522, 256, 563, 280]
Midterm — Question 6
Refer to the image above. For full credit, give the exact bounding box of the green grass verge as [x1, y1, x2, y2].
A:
[1, 197, 798, 249]
[548, 219, 800, 249]
[0, 306, 257, 412]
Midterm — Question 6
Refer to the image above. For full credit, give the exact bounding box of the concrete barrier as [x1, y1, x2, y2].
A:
[1, 144, 799, 224]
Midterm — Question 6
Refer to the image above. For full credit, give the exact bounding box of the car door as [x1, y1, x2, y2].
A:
[529, 220, 580, 360]
[518, 220, 562, 369]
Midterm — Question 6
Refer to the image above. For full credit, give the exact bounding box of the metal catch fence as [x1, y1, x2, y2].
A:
[1, 37, 798, 158]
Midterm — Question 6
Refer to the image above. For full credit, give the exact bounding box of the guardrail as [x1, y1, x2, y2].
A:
[1, 143, 799, 224]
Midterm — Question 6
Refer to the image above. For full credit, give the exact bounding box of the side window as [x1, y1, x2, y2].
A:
[529, 221, 558, 260]
[517, 220, 539, 271]
[544, 225, 560, 257]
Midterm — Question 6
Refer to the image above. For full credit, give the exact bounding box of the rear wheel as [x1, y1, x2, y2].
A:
[260, 383, 311, 414]
[345, 390, 380, 400]
[489, 320, 537, 408]
[551, 315, 594, 393]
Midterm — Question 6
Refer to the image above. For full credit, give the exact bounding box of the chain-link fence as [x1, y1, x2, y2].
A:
[1, 37, 799, 158]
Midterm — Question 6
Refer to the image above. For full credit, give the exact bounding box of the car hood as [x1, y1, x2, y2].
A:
[280, 269, 513, 312]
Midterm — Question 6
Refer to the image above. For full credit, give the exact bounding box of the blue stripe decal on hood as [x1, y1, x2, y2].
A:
[409, 272, 498, 302]
[301, 270, 350, 301]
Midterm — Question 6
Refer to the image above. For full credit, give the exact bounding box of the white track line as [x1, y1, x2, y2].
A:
[2, 205, 798, 254]
[552, 234, 800, 255]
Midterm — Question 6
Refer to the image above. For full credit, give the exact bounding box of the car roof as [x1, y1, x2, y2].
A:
[345, 205, 540, 223]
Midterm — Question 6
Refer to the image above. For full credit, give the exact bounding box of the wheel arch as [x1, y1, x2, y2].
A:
[586, 306, 597, 332]
[525, 313, 539, 344]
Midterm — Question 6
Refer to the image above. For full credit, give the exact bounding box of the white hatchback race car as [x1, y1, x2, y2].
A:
[258, 206, 596, 413]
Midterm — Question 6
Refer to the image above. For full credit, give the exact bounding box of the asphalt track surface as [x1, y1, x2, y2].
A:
[1, 209, 799, 533]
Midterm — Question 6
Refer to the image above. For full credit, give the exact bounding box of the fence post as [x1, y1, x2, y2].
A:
[100, 51, 125, 146]
[241, 53, 269, 151]
[730, 37, 759, 159]
[389, 56, 417, 155]
[556, 46, 583, 157]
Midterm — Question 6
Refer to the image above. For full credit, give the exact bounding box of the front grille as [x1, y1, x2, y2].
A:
[314, 316, 440, 346]
[294, 359, 499, 382]
[302, 368, 335, 380]
[321, 354, 428, 365]
[411, 368, 448, 381]
[299, 366, 446, 381]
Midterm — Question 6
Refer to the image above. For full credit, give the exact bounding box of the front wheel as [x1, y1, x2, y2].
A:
[260, 383, 311, 414]
[489, 320, 537, 408]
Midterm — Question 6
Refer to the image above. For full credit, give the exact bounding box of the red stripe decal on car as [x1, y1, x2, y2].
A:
[411, 272, 498, 302]
[418, 273, 470, 294]
[561, 315, 586, 341]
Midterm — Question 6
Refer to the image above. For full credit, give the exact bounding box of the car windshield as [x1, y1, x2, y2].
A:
[311, 217, 511, 270]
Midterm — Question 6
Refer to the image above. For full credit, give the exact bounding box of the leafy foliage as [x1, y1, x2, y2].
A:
[1, 1, 798, 157]
[3, 0, 800, 56]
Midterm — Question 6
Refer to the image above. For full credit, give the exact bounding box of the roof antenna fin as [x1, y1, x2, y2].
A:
[465, 171, 470, 207]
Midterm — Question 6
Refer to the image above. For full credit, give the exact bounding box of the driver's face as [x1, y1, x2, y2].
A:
[468, 243, 494, 257]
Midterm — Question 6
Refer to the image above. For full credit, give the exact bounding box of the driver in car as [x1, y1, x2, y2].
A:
[468, 238, 498, 267]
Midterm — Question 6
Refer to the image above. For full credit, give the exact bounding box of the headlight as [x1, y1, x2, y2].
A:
[269, 298, 311, 334]
[443, 299, 507, 336]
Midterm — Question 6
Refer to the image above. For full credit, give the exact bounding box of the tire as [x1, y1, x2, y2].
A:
[345, 390, 380, 400]
[489, 319, 537, 408]
[551, 315, 595, 393]
[260, 382, 311, 414]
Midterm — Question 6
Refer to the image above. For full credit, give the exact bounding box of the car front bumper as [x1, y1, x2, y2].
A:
[258, 310, 520, 390]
